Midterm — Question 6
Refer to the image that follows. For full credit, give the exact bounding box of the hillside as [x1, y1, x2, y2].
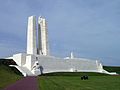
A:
[39, 66, 120, 90]
[0, 59, 22, 89]
[39, 75, 120, 90]
[0, 59, 120, 90]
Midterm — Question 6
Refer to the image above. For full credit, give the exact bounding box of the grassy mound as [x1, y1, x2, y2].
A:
[38, 66, 120, 90]
[41, 72, 109, 76]
[0, 59, 22, 89]
[0, 59, 120, 90]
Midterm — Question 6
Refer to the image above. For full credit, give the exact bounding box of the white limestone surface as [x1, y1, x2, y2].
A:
[13, 53, 26, 66]
[38, 17, 49, 55]
[27, 16, 37, 55]
[7, 15, 117, 76]
[37, 55, 104, 74]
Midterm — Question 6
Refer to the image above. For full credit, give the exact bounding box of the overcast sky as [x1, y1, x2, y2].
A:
[0, 0, 120, 66]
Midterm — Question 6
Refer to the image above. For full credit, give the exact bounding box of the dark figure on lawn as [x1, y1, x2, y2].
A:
[81, 75, 88, 80]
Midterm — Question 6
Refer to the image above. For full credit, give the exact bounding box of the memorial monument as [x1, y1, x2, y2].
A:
[8, 16, 116, 76]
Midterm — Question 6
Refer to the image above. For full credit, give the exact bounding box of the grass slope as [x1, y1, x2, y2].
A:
[0, 59, 120, 90]
[41, 72, 109, 76]
[38, 74, 120, 90]
[38, 65, 120, 90]
[0, 59, 22, 89]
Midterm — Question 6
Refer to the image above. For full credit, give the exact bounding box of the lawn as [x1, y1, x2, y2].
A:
[0, 64, 21, 89]
[38, 73, 120, 90]
[0, 59, 120, 90]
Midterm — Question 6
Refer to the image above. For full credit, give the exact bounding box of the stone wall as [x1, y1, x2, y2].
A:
[37, 55, 103, 73]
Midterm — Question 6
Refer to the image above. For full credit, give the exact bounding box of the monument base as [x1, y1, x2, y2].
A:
[7, 53, 117, 76]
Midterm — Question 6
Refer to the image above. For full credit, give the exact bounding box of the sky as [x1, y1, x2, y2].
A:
[0, 0, 120, 66]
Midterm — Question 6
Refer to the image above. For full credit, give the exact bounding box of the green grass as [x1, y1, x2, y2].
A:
[38, 75, 120, 90]
[0, 59, 120, 90]
[38, 66, 120, 90]
[41, 72, 109, 76]
[0, 65, 21, 89]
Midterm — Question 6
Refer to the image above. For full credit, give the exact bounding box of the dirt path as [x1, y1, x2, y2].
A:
[4, 76, 38, 90]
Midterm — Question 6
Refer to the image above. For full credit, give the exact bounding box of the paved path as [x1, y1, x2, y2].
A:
[4, 76, 38, 90]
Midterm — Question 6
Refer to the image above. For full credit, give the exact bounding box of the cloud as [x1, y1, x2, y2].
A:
[0, 0, 120, 66]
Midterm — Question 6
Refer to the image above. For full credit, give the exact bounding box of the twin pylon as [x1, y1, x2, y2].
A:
[27, 16, 49, 56]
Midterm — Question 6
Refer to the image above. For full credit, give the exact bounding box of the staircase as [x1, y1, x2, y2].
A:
[102, 69, 118, 75]
[10, 65, 34, 76]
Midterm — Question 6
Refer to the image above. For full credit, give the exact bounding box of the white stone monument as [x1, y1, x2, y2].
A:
[27, 16, 37, 55]
[38, 16, 49, 55]
[7, 16, 117, 76]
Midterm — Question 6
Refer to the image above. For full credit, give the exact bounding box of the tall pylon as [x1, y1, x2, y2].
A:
[27, 16, 37, 55]
[38, 16, 49, 55]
